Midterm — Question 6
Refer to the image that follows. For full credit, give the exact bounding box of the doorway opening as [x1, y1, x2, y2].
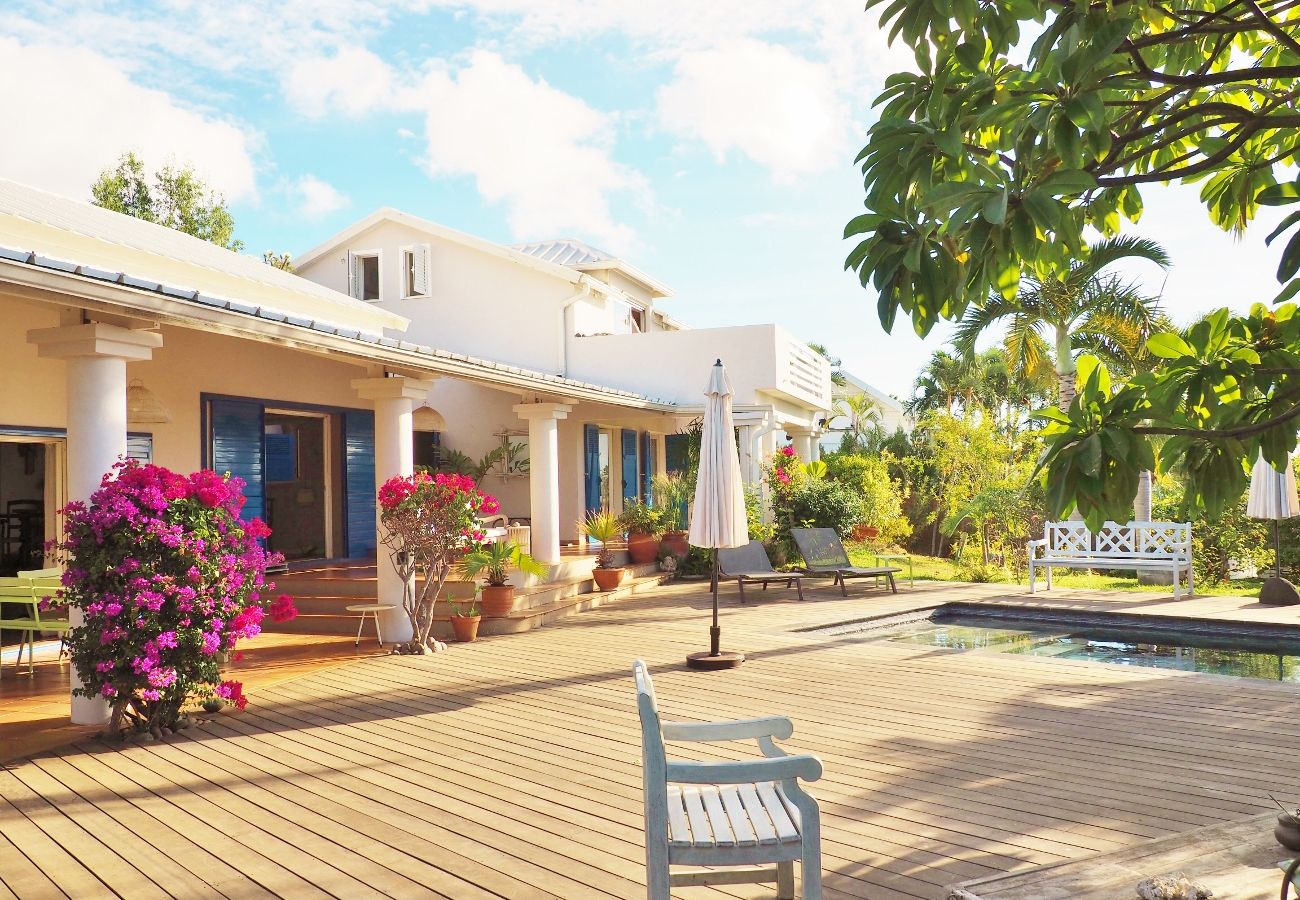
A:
[263, 411, 339, 562]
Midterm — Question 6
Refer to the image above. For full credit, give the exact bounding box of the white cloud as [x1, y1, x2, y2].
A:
[414, 50, 647, 249]
[295, 175, 351, 218]
[284, 47, 399, 118]
[0, 37, 258, 202]
[656, 39, 850, 179]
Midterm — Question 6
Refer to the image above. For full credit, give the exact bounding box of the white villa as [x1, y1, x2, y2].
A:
[817, 371, 911, 455]
[0, 178, 906, 721]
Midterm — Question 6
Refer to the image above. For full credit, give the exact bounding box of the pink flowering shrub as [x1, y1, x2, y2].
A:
[378, 471, 498, 653]
[55, 459, 297, 734]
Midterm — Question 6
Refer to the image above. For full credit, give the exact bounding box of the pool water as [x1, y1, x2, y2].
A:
[871, 615, 1300, 682]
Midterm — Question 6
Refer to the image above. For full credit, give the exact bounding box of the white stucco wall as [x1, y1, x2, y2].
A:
[295, 219, 577, 373]
[566, 324, 832, 416]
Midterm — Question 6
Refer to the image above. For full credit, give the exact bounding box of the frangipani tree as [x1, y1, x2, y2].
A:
[846, 0, 1300, 526]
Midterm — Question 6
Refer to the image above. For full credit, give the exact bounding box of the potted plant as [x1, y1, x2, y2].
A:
[459, 540, 547, 617]
[581, 510, 626, 590]
[449, 594, 481, 643]
[651, 474, 692, 557]
[619, 500, 664, 564]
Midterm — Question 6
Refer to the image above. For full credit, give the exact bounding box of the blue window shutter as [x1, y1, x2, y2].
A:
[126, 433, 154, 463]
[583, 424, 601, 514]
[344, 411, 376, 556]
[640, 432, 654, 504]
[209, 399, 264, 524]
[621, 429, 639, 504]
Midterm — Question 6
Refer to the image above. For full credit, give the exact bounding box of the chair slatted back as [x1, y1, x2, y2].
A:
[718, 541, 775, 576]
[792, 528, 850, 568]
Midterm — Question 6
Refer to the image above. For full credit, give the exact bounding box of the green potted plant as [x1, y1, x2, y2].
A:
[619, 500, 663, 564]
[581, 509, 626, 591]
[449, 593, 481, 643]
[459, 540, 547, 617]
[652, 474, 692, 557]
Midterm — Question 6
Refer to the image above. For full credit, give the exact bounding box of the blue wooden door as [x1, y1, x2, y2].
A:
[584, 424, 601, 515]
[208, 398, 264, 523]
[621, 429, 639, 505]
[343, 411, 376, 557]
[640, 431, 655, 503]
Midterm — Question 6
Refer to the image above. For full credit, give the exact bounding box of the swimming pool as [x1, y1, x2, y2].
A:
[829, 612, 1300, 682]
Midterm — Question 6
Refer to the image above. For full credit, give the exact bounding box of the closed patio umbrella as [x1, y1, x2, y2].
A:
[686, 359, 749, 670]
[1247, 452, 1300, 605]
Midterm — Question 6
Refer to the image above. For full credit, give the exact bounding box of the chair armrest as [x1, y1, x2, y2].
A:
[661, 716, 794, 743]
[666, 753, 823, 785]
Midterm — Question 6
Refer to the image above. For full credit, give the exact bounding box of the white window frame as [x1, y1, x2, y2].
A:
[399, 243, 431, 299]
[348, 249, 383, 303]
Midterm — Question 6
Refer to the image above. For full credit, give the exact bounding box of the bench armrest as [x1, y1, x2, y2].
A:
[661, 716, 794, 743]
[666, 753, 823, 785]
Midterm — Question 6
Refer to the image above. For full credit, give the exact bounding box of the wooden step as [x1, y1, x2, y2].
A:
[266, 562, 668, 638]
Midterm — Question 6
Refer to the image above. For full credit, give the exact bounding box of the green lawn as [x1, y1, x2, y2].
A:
[845, 544, 1265, 598]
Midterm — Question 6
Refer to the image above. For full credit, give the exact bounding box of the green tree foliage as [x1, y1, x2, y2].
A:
[92, 152, 243, 252]
[848, 1, 1300, 527]
[823, 452, 913, 545]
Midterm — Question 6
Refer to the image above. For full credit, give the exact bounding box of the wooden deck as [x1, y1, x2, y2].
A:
[4, 579, 1300, 898]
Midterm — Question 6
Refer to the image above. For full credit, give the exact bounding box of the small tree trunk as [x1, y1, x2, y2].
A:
[1055, 326, 1076, 410]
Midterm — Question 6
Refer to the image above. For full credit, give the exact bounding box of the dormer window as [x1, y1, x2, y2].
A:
[348, 251, 381, 302]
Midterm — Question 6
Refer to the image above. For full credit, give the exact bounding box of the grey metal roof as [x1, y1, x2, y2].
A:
[0, 178, 401, 332]
[0, 243, 675, 409]
[511, 238, 613, 268]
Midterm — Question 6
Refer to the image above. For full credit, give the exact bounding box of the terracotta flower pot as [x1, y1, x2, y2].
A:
[450, 614, 481, 643]
[661, 530, 689, 557]
[480, 585, 516, 617]
[592, 567, 625, 591]
[627, 532, 660, 564]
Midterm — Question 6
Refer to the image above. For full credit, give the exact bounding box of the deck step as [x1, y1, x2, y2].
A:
[268, 561, 667, 637]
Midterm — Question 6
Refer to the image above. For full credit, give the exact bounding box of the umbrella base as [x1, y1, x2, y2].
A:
[686, 651, 745, 670]
[1260, 576, 1300, 606]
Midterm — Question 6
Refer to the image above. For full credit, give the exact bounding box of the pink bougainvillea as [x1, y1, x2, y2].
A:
[54, 459, 296, 734]
[378, 470, 498, 653]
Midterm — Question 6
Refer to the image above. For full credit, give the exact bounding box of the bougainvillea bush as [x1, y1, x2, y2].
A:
[378, 471, 498, 653]
[54, 459, 296, 735]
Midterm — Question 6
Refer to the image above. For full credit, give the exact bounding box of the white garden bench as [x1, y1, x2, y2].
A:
[633, 660, 823, 899]
[1028, 521, 1194, 598]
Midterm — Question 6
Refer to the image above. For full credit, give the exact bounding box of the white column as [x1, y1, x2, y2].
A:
[29, 322, 162, 725]
[791, 430, 814, 462]
[513, 402, 573, 565]
[353, 376, 436, 640]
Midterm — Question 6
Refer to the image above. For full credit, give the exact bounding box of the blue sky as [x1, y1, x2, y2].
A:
[0, 1, 1290, 401]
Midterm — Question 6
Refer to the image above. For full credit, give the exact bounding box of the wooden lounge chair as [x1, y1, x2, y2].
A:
[791, 528, 900, 596]
[634, 660, 823, 899]
[718, 541, 805, 602]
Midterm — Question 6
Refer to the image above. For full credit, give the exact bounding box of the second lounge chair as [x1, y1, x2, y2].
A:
[791, 528, 900, 596]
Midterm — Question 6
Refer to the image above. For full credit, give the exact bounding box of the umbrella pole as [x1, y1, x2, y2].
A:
[1277, 519, 1285, 580]
[710, 550, 721, 656]
[687, 547, 745, 670]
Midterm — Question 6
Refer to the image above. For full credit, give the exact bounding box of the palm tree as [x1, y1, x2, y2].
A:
[808, 342, 847, 388]
[907, 350, 968, 416]
[952, 236, 1171, 408]
[832, 394, 887, 452]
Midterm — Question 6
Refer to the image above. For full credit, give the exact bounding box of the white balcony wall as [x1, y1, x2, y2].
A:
[565, 324, 832, 412]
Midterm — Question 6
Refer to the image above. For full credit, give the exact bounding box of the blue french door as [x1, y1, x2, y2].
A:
[640, 432, 655, 504]
[584, 424, 601, 515]
[621, 429, 639, 505]
[208, 398, 265, 524]
[343, 411, 376, 557]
